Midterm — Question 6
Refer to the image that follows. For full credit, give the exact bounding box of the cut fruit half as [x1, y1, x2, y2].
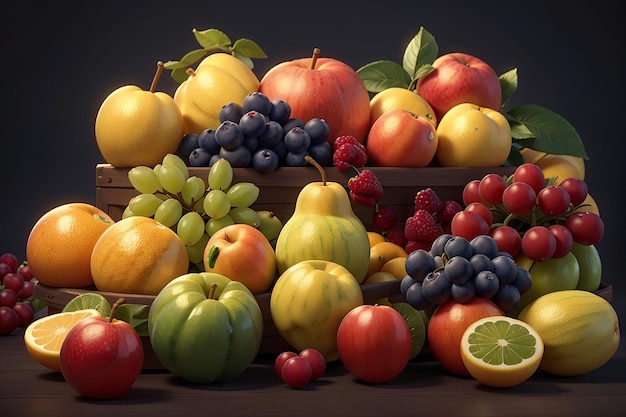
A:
[392, 302, 426, 360]
[24, 309, 101, 371]
[460, 315, 544, 388]
[62, 292, 112, 317]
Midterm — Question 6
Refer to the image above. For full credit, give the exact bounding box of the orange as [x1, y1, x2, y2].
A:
[24, 309, 101, 371]
[380, 256, 408, 279]
[427, 297, 505, 376]
[90, 216, 189, 295]
[366, 241, 408, 277]
[367, 231, 387, 248]
[362, 271, 398, 305]
[26, 203, 114, 288]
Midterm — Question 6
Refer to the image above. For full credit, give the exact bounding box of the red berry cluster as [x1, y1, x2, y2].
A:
[0, 253, 39, 335]
[373, 188, 463, 254]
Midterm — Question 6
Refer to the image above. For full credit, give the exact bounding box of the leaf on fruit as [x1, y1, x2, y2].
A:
[193, 28, 232, 50]
[357, 60, 412, 93]
[113, 304, 150, 337]
[402, 26, 438, 83]
[499, 68, 518, 108]
[506, 104, 588, 159]
[232, 38, 268, 59]
[503, 145, 525, 167]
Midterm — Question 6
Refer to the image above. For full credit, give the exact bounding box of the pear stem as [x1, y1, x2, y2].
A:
[208, 283, 218, 300]
[149, 61, 164, 93]
[305, 155, 326, 185]
[310, 48, 321, 70]
[110, 297, 126, 323]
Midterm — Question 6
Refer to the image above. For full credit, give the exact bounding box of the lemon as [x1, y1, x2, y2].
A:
[24, 309, 101, 371]
[461, 316, 544, 388]
[62, 293, 112, 317]
[369, 87, 437, 127]
[520, 148, 585, 183]
[518, 290, 620, 376]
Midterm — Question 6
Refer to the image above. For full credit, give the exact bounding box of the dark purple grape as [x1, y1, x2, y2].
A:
[251, 148, 279, 174]
[282, 118, 304, 136]
[492, 255, 518, 286]
[177, 132, 199, 161]
[268, 99, 291, 124]
[271, 140, 288, 162]
[470, 234, 499, 259]
[473, 270, 500, 299]
[443, 236, 473, 259]
[219, 102, 244, 123]
[404, 282, 432, 311]
[244, 136, 259, 153]
[188, 147, 212, 167]
[240, 110, 267, 137]
[285, 151, 309, 167]
[258, 120, 284, 148]
[405, 249, 436, 282]
[421, 270, 452, 305]
[451, 280, 475, 303]
[243, 91, 272, 114]
[215, 121, 245, 151]
[219, 145, 251, 168]
[307, 141, 333, 167]
[511, 267, 532, 294]
[284, 127, 311, 154]
[433, 255, 443, 269]
[430, 234, 453, 257]
[198, 128, 220, 154]
[491, 285, 521, 312]
[209, 154, 221, 166]
[304, 117, 330, 145]
[400, 275, 418, 296]
[469, 253, 494, 276]
[444, 256, 473, 285]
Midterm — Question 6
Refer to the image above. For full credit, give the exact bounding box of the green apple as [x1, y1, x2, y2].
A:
[148, 272, 263, 384]
[570, 243, 602, 291]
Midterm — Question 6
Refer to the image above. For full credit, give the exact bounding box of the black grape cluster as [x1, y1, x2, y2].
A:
[400, 234, 532, 313]
[176, 92, 333, 174]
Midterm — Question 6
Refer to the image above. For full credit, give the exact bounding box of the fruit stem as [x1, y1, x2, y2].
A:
[305, 155, 326, 185]
[149, 61, 165, 93]
[310, 48, 321, 70]
[208, 283, 218, 300]
[110, 298, 126, 323]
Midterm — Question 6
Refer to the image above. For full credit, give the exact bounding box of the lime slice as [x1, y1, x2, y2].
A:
[460, 316, 544, 388]
[392, 302, 426, 360]
[62, 293, 112, 317]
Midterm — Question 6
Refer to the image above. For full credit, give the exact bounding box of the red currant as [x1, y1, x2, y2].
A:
[502, 182, 537, 215]
[537, 185, 571, 216]
[521, 226, 556, 262]
[478, 173, 507, 205]
[513, 162, 545, 193]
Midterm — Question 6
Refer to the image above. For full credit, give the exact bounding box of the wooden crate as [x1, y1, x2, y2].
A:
[96, 164, 516, 227]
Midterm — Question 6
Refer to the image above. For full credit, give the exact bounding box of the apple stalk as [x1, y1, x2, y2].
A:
[110, 298, 127, 322]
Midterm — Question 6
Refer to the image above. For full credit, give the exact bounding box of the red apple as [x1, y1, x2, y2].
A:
[416, 52, 502, 121]
[59, 298, 143, 400]
[336, 304, 412, 384]
[366, 108, 438, 167]
[203, 223, 277, 294]
[259, 48, 371, 144]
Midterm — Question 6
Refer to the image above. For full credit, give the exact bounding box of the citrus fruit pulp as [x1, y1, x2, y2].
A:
[24, 309, 101, 371]
[461, 316, 544, 388]
[62, 293, 112, 317]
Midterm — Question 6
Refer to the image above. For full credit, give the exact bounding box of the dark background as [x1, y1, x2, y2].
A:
[1, 1, 624, 311]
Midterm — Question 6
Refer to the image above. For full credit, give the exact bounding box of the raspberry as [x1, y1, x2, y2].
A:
[404, 209, 442, 242]
[372, 205, 397, 231]
[384, 222, 407, 248]
[333, 143, 368, 172]
[436, 200, 464, 223]
[333, 135, 362, 151]
[348, 169, 383, 206]
[405, 240, 432, 254]
[414, 188, 443, 214]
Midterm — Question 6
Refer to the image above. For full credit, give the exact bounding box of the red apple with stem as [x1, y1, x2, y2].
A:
[259, 48, 371, 144]
[59, 298, 144, 400]
[416, 52, 502, 121]
[203, 223, 277, 294]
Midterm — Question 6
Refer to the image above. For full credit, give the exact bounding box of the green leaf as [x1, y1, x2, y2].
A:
[233, 53, 254, 70]
[506, 104, 588, 159]
[503, 146, 525, 167]
[356, 60, 411, 93]
[162, 60, 190, 70]
[170, 67, 190, 83]
[499, 68, 518, 108]
[180, 48, 209, 65]
[232, 38, 268, 59]
[192, 28, 232, 50]
[114, 304, 150, 337]
[402, 26, 438, 80]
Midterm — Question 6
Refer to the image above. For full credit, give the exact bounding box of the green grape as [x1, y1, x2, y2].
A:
[229, 207, 262, 228]
[186, 232, 210, 264]
[154, 198, 183, 228]
[153, 163, 162, 177]
[128, 193, 163, 217]
[162, 153, 189, 181]
[158, 164, 186, 194]
[208, 157, 233, 191]
[122, 206, 136, 219]
[181, 176, 207, 206]
[194, 197, 206, 215]
[128, 166, 161, 194]
[203, 189, 231, 219]
[226, 182, 260, 207]
[176, 211, 205, 246]
[205, 215, 234, 236]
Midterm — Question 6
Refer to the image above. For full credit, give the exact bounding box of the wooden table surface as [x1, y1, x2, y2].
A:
[2, 300, 624, 417]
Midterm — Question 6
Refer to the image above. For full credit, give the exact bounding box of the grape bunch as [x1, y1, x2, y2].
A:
[176, 91, 334, 173]
[400, 234, 532, 313]
[451, 162, 604, 262]
[125, 154, 283, 267]
[0, 253, 45, 335]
